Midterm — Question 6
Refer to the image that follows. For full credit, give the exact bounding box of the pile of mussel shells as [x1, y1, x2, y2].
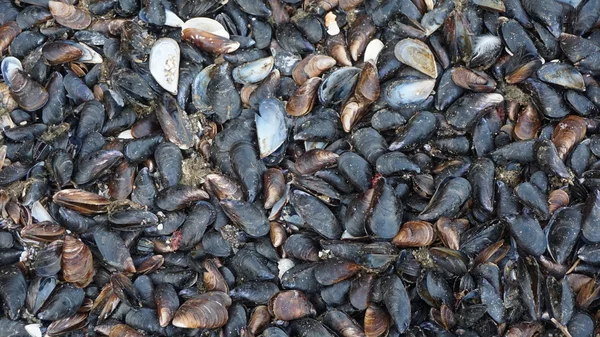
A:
[3, 0, 600, 335]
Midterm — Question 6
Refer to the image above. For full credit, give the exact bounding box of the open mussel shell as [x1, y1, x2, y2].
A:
[256, 98, 287, 158]
[232, 56, 275, 84]
[149, 38, 180, 95]
[383, 78, 436, 108]
[394, 38, 437, 78]
[318, 67, 360, 105]
[1, 56, 23, 88]
[42, 41, 102, 65]
[182, 17, 230, 38]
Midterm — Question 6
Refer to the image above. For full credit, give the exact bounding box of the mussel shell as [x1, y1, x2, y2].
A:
[318, 67, 360, 105]
[172, 292, 231, 329]
[48, 1, 91, 30]
[149, 38, 180, 95]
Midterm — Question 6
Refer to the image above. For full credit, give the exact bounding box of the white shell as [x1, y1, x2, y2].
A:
[182, 17, 229, 38]
[325, 12, 340, 36]
[118, 129, 134, 139]
[31, 201, 55, 223]
[278, 258, 295, 280]
[256, 98, 287, 158]
[164, 9, 185, 27]
[1, 56, 23, 88]
[77, 42, 103, 64]
[384, 79, 436, 108]
[25, 324, 42, 337]
[149, 38, 180, 95]
[232, 56, 275, 84]
[192, 64, 215, 111]
[364, 39, 384, 63]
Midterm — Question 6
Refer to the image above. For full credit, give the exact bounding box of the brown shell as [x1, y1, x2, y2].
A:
[172, 292, 231, 329]
[204, 173, 244, 201]
[431, 304, 455, 330]
[48, 1, 91, 30]
[552, 115, 587, 160]
[506, 100, 521, 121]
[392, 221, 435, 247]
[295, 149, 339, 175]
[286, 77, 321, 116]
[88, 18, 129, 36]
[504, 53, 541, 84]
[567, 273, 592, 293]
[548, 189, 569, 215]
[339, 0, 363, 10]
[341, 96, 366, 133]
[292, 54, 336, 85]
[270, 221, 287, 247]
[0, 82, 18, 114]
[451, 67, 496, 92]
[248, 305, 271, 335]
[364, 304, 390, 337]
[473, 240, 505, 266]
[576, 278, 600, 309]
[436, 218, 460, 250]
[47, 313, 88, 337]
[240, 84, 258, 106]
[91, 284, 120, 321]
[52, 189, 110, 215]
[181, 28, 240, 54]
[308, 0, 339, 12]
[0, 21, 20, 55]
[136, 255, 164, 274]
[79, 298, 93, 313]
[266, 0, 289, 24]
[108, 161, 135, 200]
[155, 284, 180, 327]
[62, 235, 94, 288]
[264, 168, 285, 209]
[347, 15, 375, 61]
[21, 221, 65, 242]
[8, 70, 49, 112]
[42, 42, 83, 65]
[268, 290, 316, 321]
[108, 324, 145, 337]
[513, 104, 541, 140]
[326, 34, 352, 66]
[354, 60, 380, 103]
[203, 258, 229, 293]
